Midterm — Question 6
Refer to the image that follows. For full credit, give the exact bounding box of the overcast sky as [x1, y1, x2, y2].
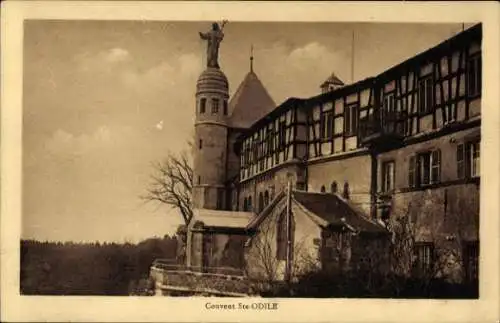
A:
[22, 20, 466, 243]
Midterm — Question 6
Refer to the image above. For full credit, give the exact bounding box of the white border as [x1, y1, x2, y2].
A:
[1, 1, 499, 322]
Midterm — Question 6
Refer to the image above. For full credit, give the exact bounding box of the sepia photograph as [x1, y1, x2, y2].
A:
[2, 1, 499, 323]
[21, 18, 482, 298]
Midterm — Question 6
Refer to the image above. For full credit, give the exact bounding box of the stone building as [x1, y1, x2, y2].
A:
[186, 24, 481, 284]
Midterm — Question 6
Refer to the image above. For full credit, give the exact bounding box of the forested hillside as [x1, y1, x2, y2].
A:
[20, 236, 178, 295]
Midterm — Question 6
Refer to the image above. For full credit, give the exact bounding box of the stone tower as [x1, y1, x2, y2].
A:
[192, 67, 230, 210]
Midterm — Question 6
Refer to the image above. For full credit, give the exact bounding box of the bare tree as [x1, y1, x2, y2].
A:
[143, 148, 194, 226]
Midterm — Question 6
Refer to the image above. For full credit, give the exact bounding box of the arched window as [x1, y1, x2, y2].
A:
[330, 181, 338, 194]
[343, 182, 350, 199]
[264, 190, 270, 207]
[320, 185, 326, 193]
[248, 196, 253, 212]
[258, 192, 264, 212]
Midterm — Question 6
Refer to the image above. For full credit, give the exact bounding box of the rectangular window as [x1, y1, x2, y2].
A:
[279, 122, 286, 150]
[320, 111, 333, 140]
[431, 150, 441, 183]
[463, 241, 479, 282]
[382, 161, 395, 192]
[211, 98, 219, 114]
[471, 141, 480, 178]
[344, 103, 358, 136]
[457, 141, 480, 179]
[415, 242, 434, 274]
[410, 149, 441, 187]
[199, 139, 203, 149]
[467, 55, 482, 97]
[253, 141, 258, 163]
[384, 93, 395, 114]
[266, 126, 274, 156]
[419, 152, 432, 186]
[418, 76, 434, 114]
[200, 98, 206, 114]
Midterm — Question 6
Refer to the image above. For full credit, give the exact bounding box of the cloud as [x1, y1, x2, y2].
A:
[44, 126, 115, 158]
[254, 41, 349, 103]
[121, 53, 201, 92]
[105, 48, 131, 63]
[74, 48, 132, 75]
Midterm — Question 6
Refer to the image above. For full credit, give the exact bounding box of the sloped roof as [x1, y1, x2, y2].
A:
[191, 209, 254, 229]
[245, 190, 387, 234]
[246, 190, 286, 230]
[229, 71, 276, 129]
[320, 72, 344, 87]
[293, 191, 387, 234]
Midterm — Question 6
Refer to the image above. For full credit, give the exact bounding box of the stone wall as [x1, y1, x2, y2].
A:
[307, 153, 372, 214]
[378, 126, 480, 282]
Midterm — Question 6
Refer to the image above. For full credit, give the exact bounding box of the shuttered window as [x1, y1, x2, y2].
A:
[431, 150, 441, 184]
[457, 141, 480, 179]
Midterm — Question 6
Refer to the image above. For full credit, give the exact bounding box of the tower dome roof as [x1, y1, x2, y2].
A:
[196, 67, 229, 96]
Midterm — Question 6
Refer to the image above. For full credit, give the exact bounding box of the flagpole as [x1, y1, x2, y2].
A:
[351, 29, 355, 83]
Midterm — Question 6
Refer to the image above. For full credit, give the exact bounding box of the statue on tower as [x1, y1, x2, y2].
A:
[199, 20, 227, 69]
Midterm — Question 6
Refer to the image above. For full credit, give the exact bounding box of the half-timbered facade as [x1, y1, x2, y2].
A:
[185, 24, 482, 284]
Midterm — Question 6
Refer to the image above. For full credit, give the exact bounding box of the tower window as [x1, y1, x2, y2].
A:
[198, 176, 201, 184]
[223, 100, 228, 115]
[200, 98, 206, 114]
[320, 185, 326, 193]
[199, 139, 203, 149]
[211, 98, 219, 114]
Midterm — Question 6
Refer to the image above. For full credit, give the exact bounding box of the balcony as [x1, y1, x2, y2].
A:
[150, 259, 253, 296]
[359, 112, 406, 151]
